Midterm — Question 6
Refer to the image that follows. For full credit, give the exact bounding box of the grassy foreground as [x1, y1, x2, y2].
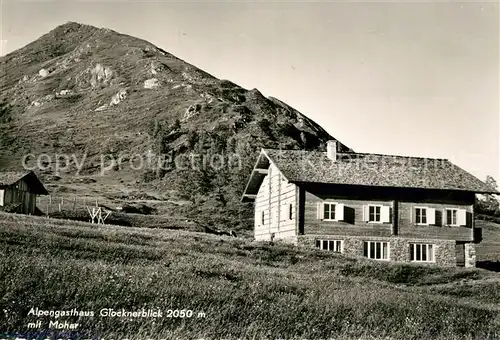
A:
[1, 212, 500, 339]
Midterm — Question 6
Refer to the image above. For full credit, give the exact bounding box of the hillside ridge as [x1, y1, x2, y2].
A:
[0, 21, 350, 222]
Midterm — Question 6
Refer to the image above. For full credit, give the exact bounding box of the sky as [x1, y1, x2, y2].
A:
[1, 0, 499, 184]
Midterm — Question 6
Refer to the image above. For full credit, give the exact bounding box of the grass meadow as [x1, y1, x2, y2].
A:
[1, 212, 500, 339]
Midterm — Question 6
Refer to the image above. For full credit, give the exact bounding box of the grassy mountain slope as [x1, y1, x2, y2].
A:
[0, 22, 350, 219]
[1, 213, 499, 339]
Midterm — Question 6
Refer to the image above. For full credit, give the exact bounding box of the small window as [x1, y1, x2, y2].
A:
[415, 207, 427, 225]
[261, 211, 265, 225]
[410, 244, 434, 262]
[316, 239, 343, 253]
[446, 209, 458, 226]
[323, 203, 336, 220]
[363, 241, 389, 260]
[368, 205, 381, 222]
[289, 203, 293, 220]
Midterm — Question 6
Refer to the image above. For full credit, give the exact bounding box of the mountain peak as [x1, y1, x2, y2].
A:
[0, 22, 349, 208]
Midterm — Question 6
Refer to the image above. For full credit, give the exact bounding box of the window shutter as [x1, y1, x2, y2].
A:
[336, 203, 345, 221]
[457, 209, 467, 226]
[427, 208, 436, 225]
[381, 206, 390, 223]
[442, 209, 447, 225]
[316, 202, 324, 220]
[0, 189, 4, 206]
[362, 205, 369, 222]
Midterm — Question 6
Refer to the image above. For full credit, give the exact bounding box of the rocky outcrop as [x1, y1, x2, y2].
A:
[90, 63, 113, 88]
[144, 78, 159, 89]
[38, 69, 49, 78]
[110, 89, 127, 106]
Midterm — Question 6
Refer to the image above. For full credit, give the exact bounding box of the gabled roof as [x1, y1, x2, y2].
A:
[0, 171, 49, 195]
[242, 149, 498, 201]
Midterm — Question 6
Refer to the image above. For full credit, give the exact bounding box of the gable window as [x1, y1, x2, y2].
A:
[410, 243, 434, 262]
[261, 211, 265, 225]
[316, 239, 343, 253]
[363, 241, 389, 260]
[289, 203, 293, 220]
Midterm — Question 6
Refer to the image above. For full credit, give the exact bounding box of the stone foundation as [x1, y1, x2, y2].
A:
[298, 235, 457, 266]
[464, 243, 476, 268]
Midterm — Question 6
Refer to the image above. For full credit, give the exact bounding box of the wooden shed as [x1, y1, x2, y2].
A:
[0, 171, 49, 214]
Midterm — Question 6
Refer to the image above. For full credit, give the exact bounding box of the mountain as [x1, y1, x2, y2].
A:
[0, 22, 350, 224]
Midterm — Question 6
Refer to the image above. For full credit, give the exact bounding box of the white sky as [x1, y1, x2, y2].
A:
[1, 0, 499, 184]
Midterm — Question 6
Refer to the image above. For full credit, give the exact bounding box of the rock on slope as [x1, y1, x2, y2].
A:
[0, 22, 350, 214]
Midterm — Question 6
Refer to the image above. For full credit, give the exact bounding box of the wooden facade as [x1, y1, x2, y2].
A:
[299, 183, 475, 242]
[243, 146, 496, 267]
[254, 163, 298, 241]
[0, 171, 48, 214]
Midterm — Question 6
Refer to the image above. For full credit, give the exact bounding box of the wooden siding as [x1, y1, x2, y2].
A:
[300, 183, 475, 241]
[303, 191, 393, 237]
[254, 164, 298, 241]
[398, 201, 474, 241]
[2, 178, 38, 214]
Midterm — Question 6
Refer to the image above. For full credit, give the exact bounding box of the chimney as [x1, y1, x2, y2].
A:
[326, 140, 337, 161]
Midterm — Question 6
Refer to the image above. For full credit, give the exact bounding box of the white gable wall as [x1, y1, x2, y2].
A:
[254, 163, 298, 242]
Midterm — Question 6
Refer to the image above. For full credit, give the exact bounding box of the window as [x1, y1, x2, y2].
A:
[415, 207, 427, 224]
[410, 244, 434, 262]
[324, 203, 336, 220]
[446, 209, 458, 226]
[261, 211, 265, 225]
[363, 241, 389, 260]
[363, 205, 391, 223]
[413, 207, 437, 225]
[289, 203, 293, 220]
[317, 202, 345, 221]
[315, 239, 343, 253]
[369, 205, 381, 222]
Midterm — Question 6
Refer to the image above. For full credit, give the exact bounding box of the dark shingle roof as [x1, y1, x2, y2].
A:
[0, 171, 31, 186]
[0, 171, 49, 195]
[262, 149, 497, 194]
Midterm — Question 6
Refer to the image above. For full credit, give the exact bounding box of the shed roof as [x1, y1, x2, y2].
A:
[0, 171, 49, 195]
